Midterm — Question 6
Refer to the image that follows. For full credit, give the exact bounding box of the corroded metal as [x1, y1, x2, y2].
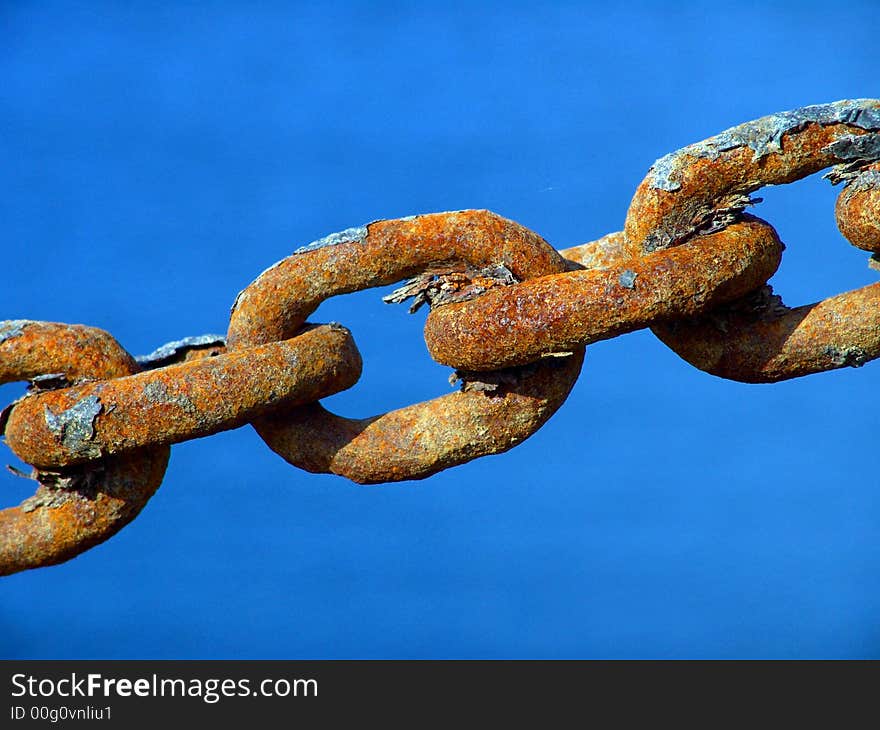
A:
[625, 99, 880, 253]
[652, 284, 880, 382]
[227, 209, 584, 483]
[423, 217, 783, 371]
[835, 163, 880, 253]
[136, 334, 226, 369]
[558, 231, 631, 271]
[624, 99, 880, 382]
[0, 322, 169, 576]
[256, 353, 582, 484]
[1, 100, 877, 573]
[228, 209, 571, 347]
[4, 324, 362, 469]
[0, 321, 139, 383]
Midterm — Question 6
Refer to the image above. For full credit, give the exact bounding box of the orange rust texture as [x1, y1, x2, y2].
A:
[424, 218, 783, 371]
[558, 231, 633, 270]
[256, 352, 583, 484]
[835, 163, 880, 253]
[652, 283, 880, 383]
[0, 450, 169, 577]
[142, 341, 227, 368]
[227, 210, 584, 483]
[4, 324, 362, 469]
[0, 322, 169, 576]
[622, 102, 880, 382]
[177, 344, 226, 361]
[0, 321, 138, 382]
[625, 118, 880, 252]
[227, 210, 569, 347]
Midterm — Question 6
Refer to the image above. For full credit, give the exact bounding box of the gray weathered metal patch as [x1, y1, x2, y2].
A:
[136, 334, 226, 369]
[43, 395, 104, 460]
[0, 320, 34, 346]
[292, 224, 369, 255]
[647, 99, 880, 191]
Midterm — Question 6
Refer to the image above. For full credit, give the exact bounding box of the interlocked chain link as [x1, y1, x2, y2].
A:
[2, 99, 878, 575]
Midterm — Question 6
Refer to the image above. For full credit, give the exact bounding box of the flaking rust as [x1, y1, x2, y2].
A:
[652, 283, 880, 382]
[646, 100, 880, 192]
[0, 320, 33, 346]
[43, 395, 104, 460]
[227, 209, 570, 347]
[384, 263, 519, 313]
[625, 99, 880, 382]
[0, 323, 169, 576]
[2, 99, 878, 572]
[136, 334, 226, 369]
[423, 217, 783, 371]
[823, 345, 870, 368]
[227, 209, 583, 483]
[293, 224, 368, 255]
[4, 325, 362, 469]
[628, 98, 880, 252]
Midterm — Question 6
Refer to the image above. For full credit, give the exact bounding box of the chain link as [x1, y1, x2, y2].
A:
[2, 98, 878, 574]
[227, 209, 583, 484]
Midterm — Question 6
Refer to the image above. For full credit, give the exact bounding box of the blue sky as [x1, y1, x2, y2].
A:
[1, 1, 878, 658]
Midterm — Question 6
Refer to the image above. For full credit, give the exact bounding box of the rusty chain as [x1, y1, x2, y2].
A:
[1, 98, 878, 575]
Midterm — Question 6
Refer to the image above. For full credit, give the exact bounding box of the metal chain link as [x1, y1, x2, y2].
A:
[2, 98, 878, 575]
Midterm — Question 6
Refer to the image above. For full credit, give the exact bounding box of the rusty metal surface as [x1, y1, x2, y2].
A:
[424, 218, 783, 371]
[255, 352, 583, 484]
[652, 283, 880, 382]
[558, 231, 633, 271]
[0, 321, 169, 576]
[624, 99, 880, 253]
[227, 210, 570, 347]
[4, 324, 361, 469]
[623, 99, 880, 382]
[835, 162, 880, 253]
[1, 99, 878, 571]
[0, 321, 139, 383]
[135, 334, 227, 369]
[228, 209, 584, 483]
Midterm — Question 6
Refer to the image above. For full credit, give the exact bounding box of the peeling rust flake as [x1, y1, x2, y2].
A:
[384, 263, 519, 313]
[226, 209, 569, 349]
[823, 345, 870, 368]
[623, 100, 880, 383]
[227, 209, 582, 483]
[424, 217, 783, 371]
[293, 224, 369, 255]
[0, 322, 170, 576]
[4, 324, 361, 469]
[823, 133, 880, 163]
[843, 168, 880, 192]
[0, 320, 34, 346]
[43, 395, 104, 460]
[647, 99, 880, 192]
[627, 99, 880, 254]
[3, 100, 878, 570]
[136, 334, 226, 369]
[29, 373, 72, 391]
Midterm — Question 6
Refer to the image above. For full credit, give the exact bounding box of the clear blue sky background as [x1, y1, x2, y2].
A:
[1, 1, 878, 658]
